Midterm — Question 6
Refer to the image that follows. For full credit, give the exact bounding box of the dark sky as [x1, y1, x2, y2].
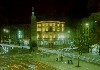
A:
[32, 0, 87, 22]
[0, 0, 99, 25]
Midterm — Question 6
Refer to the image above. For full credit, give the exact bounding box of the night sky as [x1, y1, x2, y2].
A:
[34, 0, 88, 20]
[0, 0, 99, 25]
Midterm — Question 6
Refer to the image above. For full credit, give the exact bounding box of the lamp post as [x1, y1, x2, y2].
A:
[3, 29, 10, 44]
[85, 23, 89, 53]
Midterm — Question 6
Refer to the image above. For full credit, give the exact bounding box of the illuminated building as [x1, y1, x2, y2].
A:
[37, 21, 65, 48]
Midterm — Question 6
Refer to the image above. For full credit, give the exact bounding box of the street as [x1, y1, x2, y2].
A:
[0, 47, 100, 70]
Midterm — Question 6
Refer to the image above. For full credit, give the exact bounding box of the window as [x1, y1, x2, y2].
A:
[42, 28, 45, 31]
[38, 28, 41, 31]
[46, 28, 48, 31]
[42, 24, 45, 26]
[62, 27, 64, 31]
[53, 35, 55, 38]
[62, 24, 64, 27]
[57, 24, 60, 26]
[50, 23, 52, 26]
[53, 28, 55, 31]
[46, 34, 48, 38]
[38, 24, 41, 27]
[57, 28, 60, 31]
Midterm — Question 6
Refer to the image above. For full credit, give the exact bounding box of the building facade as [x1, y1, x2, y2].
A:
[37, 21, 65, 48]
[0, 24, 31, 46]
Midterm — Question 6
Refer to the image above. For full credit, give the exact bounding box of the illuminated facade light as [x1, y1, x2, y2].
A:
[57, 24, 60, 26]
[37, 21, 65, 47]
[68, 30, 70, 33]
[3, 29, 9, 33]
[42, 28, 45, 31]
[38, 24, 41, 27]
[62, 28, 64, 31]
[50, 23, 52, 26]
[53, 35, 55, 38]
[3, 29, 6, 32]
[46, 35, 48, 38]
[86, 23, 89, 26]
[46, 28, 48, 31]
[62, 24, 64, 27]
[42, 24, 44, 26]
[17, 30, 23, 38]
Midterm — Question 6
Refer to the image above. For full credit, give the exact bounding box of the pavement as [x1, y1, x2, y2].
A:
[36, 47, 100, 70]
[0, 47, 100, 70]
[38, 47, 100, 65]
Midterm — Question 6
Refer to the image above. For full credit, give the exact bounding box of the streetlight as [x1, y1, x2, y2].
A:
[3, 29, 10, 44]
[85, 23, 90, 53]
[3, 29, 9, 33]
[85, 23, 89, 27]
[68, 30, 70, 34]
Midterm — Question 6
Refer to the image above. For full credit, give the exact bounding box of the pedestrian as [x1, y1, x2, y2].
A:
[68, 59, 73, 64]
[60, 55, 63, 62]
[56, 58, 58, 61]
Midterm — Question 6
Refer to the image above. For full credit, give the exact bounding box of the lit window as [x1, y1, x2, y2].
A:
[42, 35, 44, 38]
[43, 28, 45, 31]
[57, 28, 60, 31]
[53, 28, 55, 31]
[37, 34, 39, 39]
[46, 35, 48, 38]
[53, 35, 55, 38]
[38, 28, 41, 31]
[38, 24, 41, 27]
[57, 24, 60, 26]
[50, 23, 52, 26]
[42, 24, 45, 26]
[46, 28, 48, 31]
[62, 27, 64, 31]
[50, 36, 52, 38]
[62, 24, 64, 27]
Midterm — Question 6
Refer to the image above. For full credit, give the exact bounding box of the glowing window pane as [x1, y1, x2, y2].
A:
[57, 24, 60, 26]
[46, 28, 48, 31]
[57, 28, 60, 31]
[38, 28, 41, 31]
[42, 24, 44, 26]
[39, 24, 41, 27]
[53, 35, 55, 38]
[50, 24, 52, 26]
[62, 28, 64, 31]
[53, 28, 55, 31]
[43, 28, 45, 31]
[62, 24, 64, 27]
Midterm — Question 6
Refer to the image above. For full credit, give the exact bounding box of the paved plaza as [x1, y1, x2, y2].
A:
[0, 47, 100, 70]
